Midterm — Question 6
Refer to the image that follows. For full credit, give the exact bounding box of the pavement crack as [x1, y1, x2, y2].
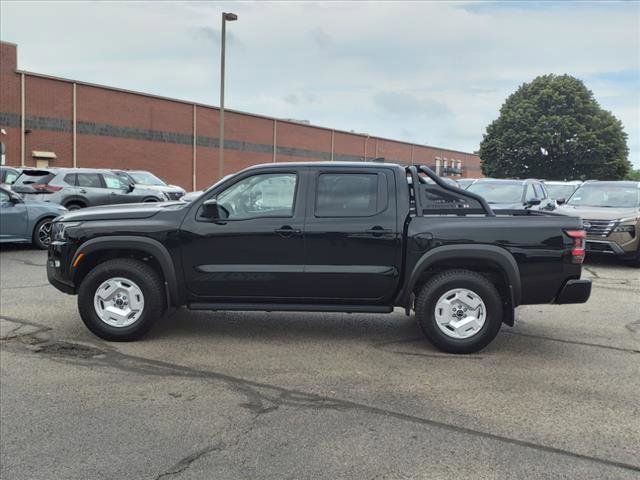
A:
[5, 334, 640, 474]
[7, 258, 47, 267]
[0, 283, 51, 290]
[503, 330, 640, 353]
[155, 443, 223, 479]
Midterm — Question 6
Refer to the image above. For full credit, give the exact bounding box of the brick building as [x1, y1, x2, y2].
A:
[0, 41, 482, 190]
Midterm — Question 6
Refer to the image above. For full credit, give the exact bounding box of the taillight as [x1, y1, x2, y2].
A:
[565, 229, 586, 264]
[32, 183, 62, 193]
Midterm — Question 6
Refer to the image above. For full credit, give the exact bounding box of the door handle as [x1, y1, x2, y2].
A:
[275, 225, 302, 238]
[365, 226, 393, 236]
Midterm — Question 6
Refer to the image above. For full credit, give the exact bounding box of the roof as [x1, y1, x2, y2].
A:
[242, 161, 403, 171]
[471, 178, 539, 185]
[581, 181, 640, 188]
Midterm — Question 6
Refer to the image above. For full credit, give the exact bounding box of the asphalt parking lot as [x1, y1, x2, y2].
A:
[1, 247, 638, 480]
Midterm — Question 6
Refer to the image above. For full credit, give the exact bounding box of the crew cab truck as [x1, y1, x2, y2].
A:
[47, 163, 591, 354]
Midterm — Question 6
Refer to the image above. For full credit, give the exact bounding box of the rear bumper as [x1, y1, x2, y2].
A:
[554, 279, 591, 304]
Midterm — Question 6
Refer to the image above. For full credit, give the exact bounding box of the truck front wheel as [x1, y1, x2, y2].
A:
[78, 258, 166, 341]
[415, 269, 503, 354]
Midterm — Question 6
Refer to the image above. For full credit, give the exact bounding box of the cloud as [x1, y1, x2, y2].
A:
[1, 0, 638, 167]
[374, 92, 451, 118]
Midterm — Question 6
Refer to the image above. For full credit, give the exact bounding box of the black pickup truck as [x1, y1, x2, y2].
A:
[47, 163, 591, 353]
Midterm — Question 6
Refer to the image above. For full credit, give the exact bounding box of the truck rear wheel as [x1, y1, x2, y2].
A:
[415, 269, 503, 354]
[78, 258, 165, 341]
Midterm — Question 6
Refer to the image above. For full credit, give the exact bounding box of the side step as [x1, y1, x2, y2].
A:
[187, 303, 394, 314]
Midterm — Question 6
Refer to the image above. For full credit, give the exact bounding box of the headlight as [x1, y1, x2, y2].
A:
[613, 217, 638, 235]
[52, 221, 81, 242]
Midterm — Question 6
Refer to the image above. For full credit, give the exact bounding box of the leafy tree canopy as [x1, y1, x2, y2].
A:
[479, 74, 630, 180]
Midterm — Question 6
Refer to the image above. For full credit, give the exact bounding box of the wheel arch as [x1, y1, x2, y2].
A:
[71, 236, 180, 306]
[398, 244, 521, 325]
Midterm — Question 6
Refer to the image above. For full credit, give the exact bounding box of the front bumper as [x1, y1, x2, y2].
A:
[46, 241, 76, 295]
[554, 279, 591, 304]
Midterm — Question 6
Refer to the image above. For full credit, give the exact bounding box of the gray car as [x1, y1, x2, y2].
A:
[0, 186, 67, 248]
[113, 170, 186, 200]
[467, 178, 554, 210]
[12, 168, 166, 210]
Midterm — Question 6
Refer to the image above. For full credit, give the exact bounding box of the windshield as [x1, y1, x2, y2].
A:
[545, 184, 578, 200]
[467, 182, 523, 204]
[129, 171, 166, 186]
[457, 179, 475, 189]
[567, 185, 640, 208]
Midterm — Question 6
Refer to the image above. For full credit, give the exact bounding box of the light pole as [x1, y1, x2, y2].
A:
[219, 11, 238, 179]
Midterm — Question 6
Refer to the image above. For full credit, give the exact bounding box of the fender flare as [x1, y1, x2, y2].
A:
[399, 244, 521, 307]
[72, 236, 179, 306]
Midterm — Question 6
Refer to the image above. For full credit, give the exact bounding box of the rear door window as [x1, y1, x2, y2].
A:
[76, 173, 102, 188]
[63, 174, 77, 186]
[315, 173, 386, 217]
[3, 169, 20, 185]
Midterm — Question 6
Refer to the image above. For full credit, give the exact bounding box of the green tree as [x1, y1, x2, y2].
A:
[626, 168, 640, 181]
[479, 74, 630, 180]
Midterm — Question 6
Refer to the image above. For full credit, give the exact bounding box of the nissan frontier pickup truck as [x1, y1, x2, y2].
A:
[47, 163, 591, 353]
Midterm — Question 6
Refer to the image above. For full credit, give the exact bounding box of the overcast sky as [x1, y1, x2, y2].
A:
[2, 1, 639, 167]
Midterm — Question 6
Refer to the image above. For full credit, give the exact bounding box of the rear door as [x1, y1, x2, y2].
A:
[303, 167, 401, 303]
[76, 172, 109, 206]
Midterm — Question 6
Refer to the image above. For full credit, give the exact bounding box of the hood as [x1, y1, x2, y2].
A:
[556, 205, 640, 221]
[57, 201, 186, 222]
[135, 184, 186, 194]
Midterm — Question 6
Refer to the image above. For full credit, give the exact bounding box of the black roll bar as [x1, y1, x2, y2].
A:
[406, 165, 495, 217]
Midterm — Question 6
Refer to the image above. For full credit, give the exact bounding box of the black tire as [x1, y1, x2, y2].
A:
[415, 269, 503, 354]
[78, 258, 166, 341]
[65, 202, 85, 211]
[32, 217, 53, 250]
[626, 247, 640, 268]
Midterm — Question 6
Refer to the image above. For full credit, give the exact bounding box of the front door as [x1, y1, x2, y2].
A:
[0, 189, 28, 241]
[303, 167, 401, 303]
[180, 168, 307, 301]
[101, 172, 141, 204]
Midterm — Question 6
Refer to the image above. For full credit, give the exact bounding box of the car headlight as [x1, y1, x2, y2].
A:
[52, 221, 81, 242]
[613, 217, 638, 234]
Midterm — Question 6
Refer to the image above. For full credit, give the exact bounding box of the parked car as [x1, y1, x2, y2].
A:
[113, 170, 186, 201]
[182, 190, 203, 202]
[11, 168, 166, 210]
[557, 181, 639, 267]
[0, 166, 22, 187]
[457, 178, 479, 190]
[467, 178, 553, 210]
[0, 186, 67, 249]
[47, 162, 590, 353]
[542, 180, 582, 202]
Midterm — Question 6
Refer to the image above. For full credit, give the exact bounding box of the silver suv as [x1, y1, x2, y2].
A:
[113, 170, 186, 201]
[12, 168, 166, 210]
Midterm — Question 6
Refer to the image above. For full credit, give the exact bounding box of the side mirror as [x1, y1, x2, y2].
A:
[127, 183, 135, 193]
[556, 198, 566, 205]
[524, 198, 542, 208]
[9, 193, 23, 204]
[201, 198, 221, 219]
